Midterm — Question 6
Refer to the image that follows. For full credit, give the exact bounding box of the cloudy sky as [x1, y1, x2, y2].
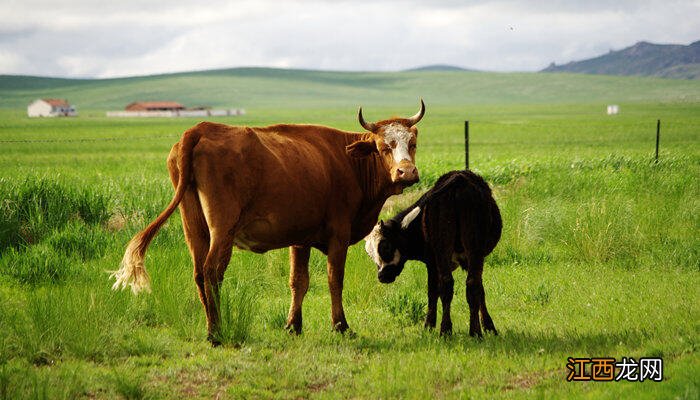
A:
[1, 0, 698, 78]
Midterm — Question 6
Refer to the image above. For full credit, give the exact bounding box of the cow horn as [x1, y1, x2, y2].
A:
[358, 107, 376, 132]
[406, 98, 425, 126]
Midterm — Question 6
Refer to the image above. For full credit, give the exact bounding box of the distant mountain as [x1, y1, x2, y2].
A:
[404, 64, 474, 72]
[542, 40, 700, 79]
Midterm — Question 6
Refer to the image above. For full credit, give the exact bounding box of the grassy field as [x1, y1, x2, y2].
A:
[0, 70, 699, 399]
[3, 67, 700, 110]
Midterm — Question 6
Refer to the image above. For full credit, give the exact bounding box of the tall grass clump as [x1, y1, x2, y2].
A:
[486, 154, 699, 269]
[0, 364, 11, 400]
[215, 278, 259, 346]
[111, 368, 148, 400]
[0, 244, 77, 286]
[145, 251, 206, 340]
[0, 362, 87, 400]
[558, 198, 642, 265]
[0, 177, 115, 286]
[384, 290, 426, 327]
[45, 220, 113, 261]
[2, 286, 119, 364]
[0, 177, 110, 252]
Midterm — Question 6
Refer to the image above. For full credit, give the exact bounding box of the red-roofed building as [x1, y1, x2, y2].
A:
[27, 98, 77, 117]
[125, 101, 185, 111]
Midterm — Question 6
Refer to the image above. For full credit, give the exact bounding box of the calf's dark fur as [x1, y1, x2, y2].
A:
[364, 170, 502, 337]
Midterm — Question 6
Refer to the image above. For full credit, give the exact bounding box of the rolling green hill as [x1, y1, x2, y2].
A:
[2, 67, 700, 111]
[543, 40, 700, 79]
[403, 64, 475, 72]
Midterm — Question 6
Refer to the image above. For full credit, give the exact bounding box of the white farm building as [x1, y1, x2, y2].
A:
[27, 99, 77, 117]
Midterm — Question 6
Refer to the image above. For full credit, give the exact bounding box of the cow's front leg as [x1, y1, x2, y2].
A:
[326, 236, 349, 332]
[424, 264, 439, 329]
[286, 245, 310, 334]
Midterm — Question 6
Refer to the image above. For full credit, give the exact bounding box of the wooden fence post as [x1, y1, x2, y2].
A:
[465, 120, 469, 170]
[655, 119, 661, 163]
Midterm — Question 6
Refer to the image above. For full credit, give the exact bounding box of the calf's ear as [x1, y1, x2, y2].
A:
[346, 139, 377, 158]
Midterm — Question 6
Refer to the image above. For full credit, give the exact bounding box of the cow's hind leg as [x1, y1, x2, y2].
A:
[168, 150, 211, 320]
[286, 245, 310, 334]
[178, 190, 210, 311]
[202, 233, 235, 346]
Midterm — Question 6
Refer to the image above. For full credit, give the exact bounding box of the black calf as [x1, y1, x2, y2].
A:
[364, 170, 502, 337]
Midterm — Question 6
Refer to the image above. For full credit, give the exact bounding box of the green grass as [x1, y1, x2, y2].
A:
[0, 72, 698, 398]
[2, 68, 700, 110]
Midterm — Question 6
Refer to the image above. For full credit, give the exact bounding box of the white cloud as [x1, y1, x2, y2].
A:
[0, 0, 698, 77]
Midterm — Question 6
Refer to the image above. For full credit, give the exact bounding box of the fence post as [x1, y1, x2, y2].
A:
[465, 120, 469, 170]
[655, 119, 660, 163]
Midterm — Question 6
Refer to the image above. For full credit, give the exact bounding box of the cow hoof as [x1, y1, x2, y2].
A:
[343, 329, 358, 338]
[332, 321, 350, 333]
[469, 330, 484, 340]
[285, 323, 302, 335]
[207, 334, 222, 347]
[440, 321, 453, 336]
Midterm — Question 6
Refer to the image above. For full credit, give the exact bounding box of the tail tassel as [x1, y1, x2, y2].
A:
[109, 239, 152, 294]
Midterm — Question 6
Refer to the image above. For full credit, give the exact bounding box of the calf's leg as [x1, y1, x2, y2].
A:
[286, 245, 310, 334]
[479, 290, 498, 335]
[424, 265, 439, 329]
[439, 272, 454, 335]
[465, 256, 485, 338]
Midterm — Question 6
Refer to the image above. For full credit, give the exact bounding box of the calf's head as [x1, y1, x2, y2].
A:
[364, 207, 421, 283]
[346, 99, 425, 186]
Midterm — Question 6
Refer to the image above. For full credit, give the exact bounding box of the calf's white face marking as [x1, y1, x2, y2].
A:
[364, 223, 400, 268]
[383, 123, 414, 163]
[364, 224, 383, 266]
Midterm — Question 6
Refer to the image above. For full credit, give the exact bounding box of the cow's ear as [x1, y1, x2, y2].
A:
[346, 139, 377, 158]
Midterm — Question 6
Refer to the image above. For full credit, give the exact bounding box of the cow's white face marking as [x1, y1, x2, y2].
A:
[383, 123, 413, 163]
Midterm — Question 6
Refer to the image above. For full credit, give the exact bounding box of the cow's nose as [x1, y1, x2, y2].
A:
[397, 167, 416, 177]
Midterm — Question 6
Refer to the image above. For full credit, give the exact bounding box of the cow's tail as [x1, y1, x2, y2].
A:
[110, 128, 202, 294]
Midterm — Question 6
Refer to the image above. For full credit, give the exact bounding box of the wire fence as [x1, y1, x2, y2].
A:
[0, 134, 180, 144]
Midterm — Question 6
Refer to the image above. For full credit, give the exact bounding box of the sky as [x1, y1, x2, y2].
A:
[1, 0, 698, 78]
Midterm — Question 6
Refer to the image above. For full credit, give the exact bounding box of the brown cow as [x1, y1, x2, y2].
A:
[111, 101, 425, 344]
